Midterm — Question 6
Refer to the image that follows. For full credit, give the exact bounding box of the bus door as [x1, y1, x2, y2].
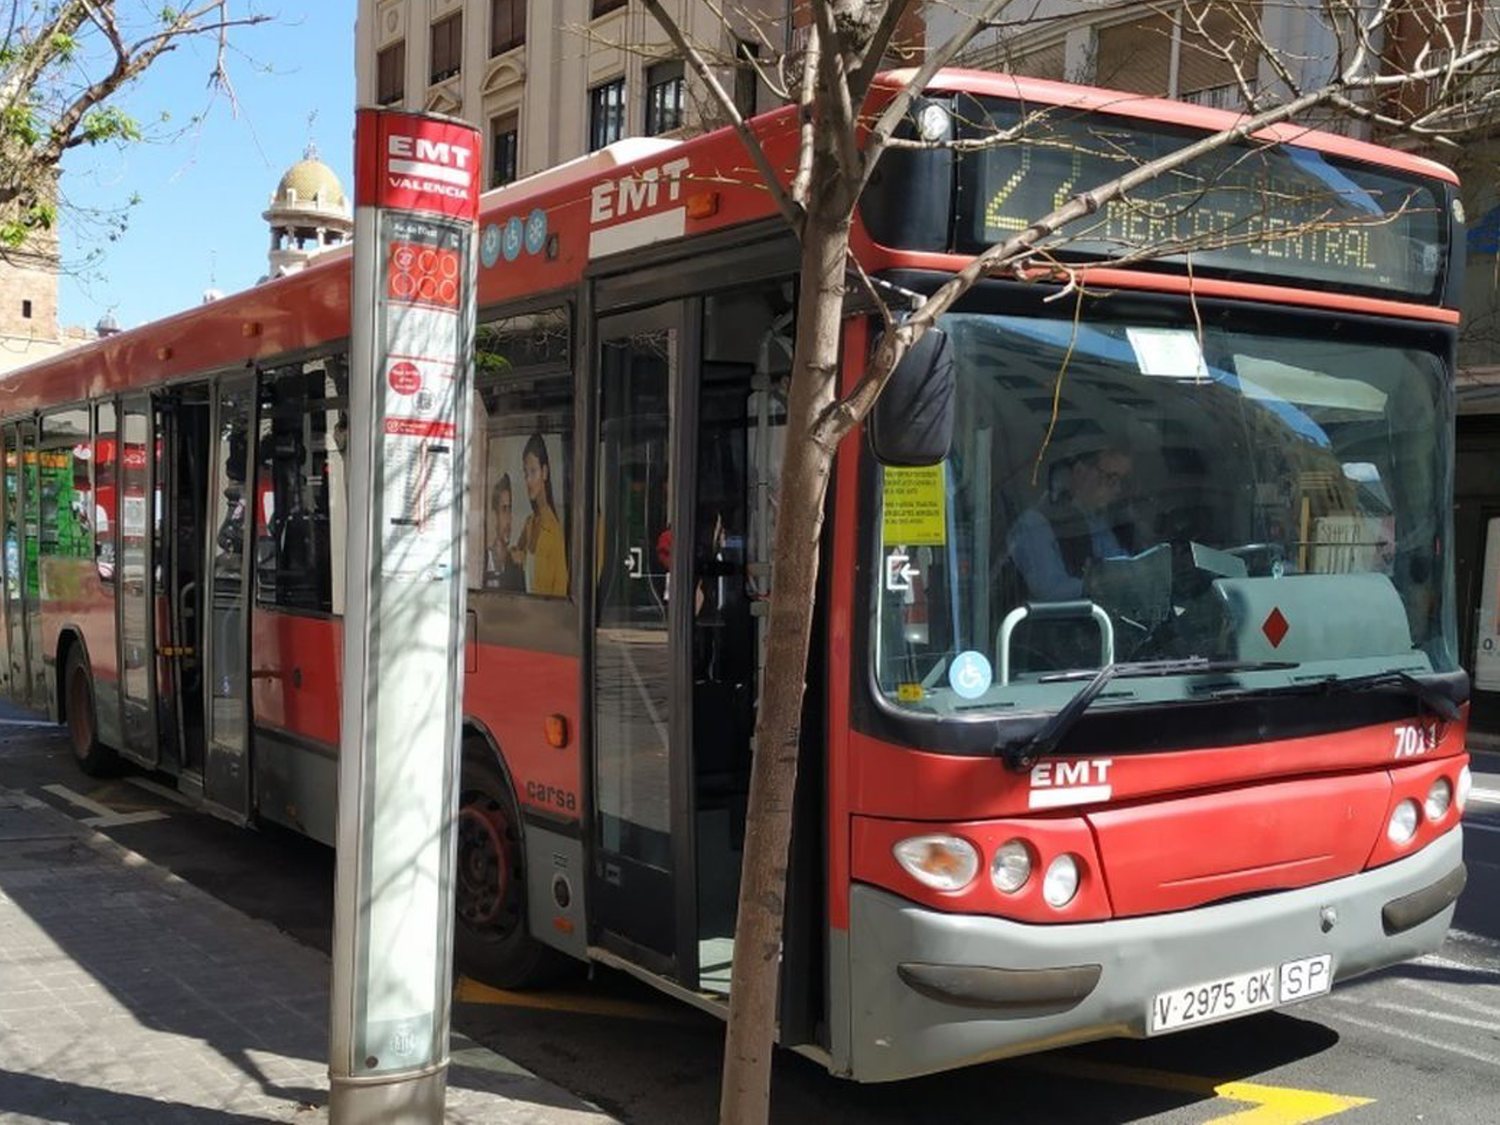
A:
[2, 421, 37, 707]
[197, 376, 255, 820]
[590, 278, 794, 991]
[147, 386, 214, 775]
[591, 300, 696, 978]
[117, 395, 159, 764]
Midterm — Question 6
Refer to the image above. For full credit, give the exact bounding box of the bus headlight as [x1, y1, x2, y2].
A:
[1387, 799, 1420, 846]
[990, 839, 1032, 894]
[1457, 765, 1472, 813]
[1425, 777, 1453, 822]
[1042, 854, 1080, 908]
[893, 835, 979, 891]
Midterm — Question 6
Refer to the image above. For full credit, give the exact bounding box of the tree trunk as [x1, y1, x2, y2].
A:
[719, 159, 853, 1124]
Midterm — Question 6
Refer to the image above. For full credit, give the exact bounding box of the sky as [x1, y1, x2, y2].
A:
[58, 4, 357, 332]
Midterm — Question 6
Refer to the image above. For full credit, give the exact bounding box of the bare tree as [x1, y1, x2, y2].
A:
[634, 1, 1500, 1121]
[0, 1, 270, 255]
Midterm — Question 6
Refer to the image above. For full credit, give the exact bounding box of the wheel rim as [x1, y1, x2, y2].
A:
[456, 795, 519, 935]
[66, 663, 93, 759]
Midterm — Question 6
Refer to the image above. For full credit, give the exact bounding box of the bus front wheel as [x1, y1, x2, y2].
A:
[64, 646, 116, 777]
[454, 751, 568, 989]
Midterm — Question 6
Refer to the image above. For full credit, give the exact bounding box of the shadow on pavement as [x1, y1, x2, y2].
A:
[0, 728, 611, 1123]
[0, 1069, 309, 1124]
[769, 1011, 1343, 1125]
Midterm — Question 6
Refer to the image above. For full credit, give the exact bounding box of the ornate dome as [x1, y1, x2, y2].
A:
[263, 140, 352, 279]
[270, 143, 348, 213]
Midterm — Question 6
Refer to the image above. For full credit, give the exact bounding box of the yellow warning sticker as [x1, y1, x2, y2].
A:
[897, 683, 924, 702]
[882, 464, 946, 547]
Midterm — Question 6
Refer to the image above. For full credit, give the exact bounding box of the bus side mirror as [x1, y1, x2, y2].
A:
[868, 328, 955, 467]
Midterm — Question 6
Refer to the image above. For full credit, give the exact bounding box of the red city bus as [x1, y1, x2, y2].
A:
[0, 71, 1471, 1082]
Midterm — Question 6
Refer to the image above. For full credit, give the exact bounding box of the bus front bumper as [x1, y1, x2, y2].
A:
[845, 826, 1464, 1083]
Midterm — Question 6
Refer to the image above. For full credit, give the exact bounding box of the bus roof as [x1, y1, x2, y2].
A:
[0, 68, 1457, 415]
[896, 68, 1458, 185]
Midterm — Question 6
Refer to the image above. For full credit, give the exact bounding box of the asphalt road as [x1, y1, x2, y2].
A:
[3, 707, 1499, 1124]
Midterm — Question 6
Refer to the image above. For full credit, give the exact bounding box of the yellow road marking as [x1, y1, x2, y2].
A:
[453, 976, 699, 1024]
[1023, 1057, 1372, 1123]
[1209, 1081, 1372, 1124]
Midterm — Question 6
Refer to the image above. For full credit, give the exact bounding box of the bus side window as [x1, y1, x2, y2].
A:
[38, 408, 92, 566]
[471, 307, 573, 602]
[255, 355, 348, 615]
[94, 402, 117, 585]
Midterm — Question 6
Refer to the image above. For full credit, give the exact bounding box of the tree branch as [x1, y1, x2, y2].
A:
[847, 0, 915, 102]
[858, 0, 1014, 197]
[790, 21, 821, 209]
[641, 0, 804, 233]
[816, 41, 1478, 448]
[812, 1, 863, 183]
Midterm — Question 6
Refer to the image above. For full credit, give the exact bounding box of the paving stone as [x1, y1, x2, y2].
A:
[0, 782, 618, 1124]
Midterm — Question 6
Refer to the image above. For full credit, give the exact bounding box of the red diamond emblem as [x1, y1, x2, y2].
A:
[1262, 607, 1289, 648]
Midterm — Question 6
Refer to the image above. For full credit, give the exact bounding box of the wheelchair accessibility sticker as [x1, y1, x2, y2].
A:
[949, 651, 992, 700]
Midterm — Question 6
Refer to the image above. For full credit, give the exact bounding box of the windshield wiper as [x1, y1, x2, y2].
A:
[1210, 669, 1461, 722]
[1316, 669, 1461, 721]
[999, 659, 1299, 773]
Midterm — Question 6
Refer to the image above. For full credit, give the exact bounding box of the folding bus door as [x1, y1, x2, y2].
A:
[2, 422, 29, 705]
[201, 377, 255, 821]
[117, 395, 158, 765]
[590, 300, 698, 979]
[15, 420, 42, 707]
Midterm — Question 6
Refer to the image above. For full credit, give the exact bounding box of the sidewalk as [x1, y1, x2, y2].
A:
[0, 785, 619, 1124]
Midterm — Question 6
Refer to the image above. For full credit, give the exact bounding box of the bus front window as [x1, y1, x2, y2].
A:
[872, 310, 1457, 718]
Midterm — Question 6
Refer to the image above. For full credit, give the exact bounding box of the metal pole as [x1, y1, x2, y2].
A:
[330, 107, 481, 1124]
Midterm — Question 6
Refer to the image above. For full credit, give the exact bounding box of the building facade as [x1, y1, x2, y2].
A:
[0, 232, 97, 378]
[355, 0, 792, 191]
[932, 0, 1357, 125]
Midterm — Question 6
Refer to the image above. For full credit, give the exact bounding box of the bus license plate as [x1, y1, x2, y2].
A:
[1149, 955, 1332, 1034]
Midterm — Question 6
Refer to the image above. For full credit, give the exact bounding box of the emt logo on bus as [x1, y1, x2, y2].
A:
[588, 157, 691, 225]
[1029, 758, 1114, 809]
[586, 157, 693, 259]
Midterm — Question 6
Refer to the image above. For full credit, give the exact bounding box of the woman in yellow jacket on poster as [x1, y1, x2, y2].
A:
[517, 432, 568, 596]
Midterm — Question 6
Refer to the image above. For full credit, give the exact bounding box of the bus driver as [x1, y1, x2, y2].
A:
[1008, 443, 1137, 602]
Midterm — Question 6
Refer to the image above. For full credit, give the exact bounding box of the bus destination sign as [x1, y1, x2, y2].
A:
[960, 100, 1449, 300]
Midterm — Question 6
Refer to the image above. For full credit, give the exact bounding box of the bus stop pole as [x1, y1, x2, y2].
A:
[329, 107, 481, 1124]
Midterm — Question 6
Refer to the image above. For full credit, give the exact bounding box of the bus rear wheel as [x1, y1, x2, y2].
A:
[64, 646, 116, 777]
[454, 752, 568, 989]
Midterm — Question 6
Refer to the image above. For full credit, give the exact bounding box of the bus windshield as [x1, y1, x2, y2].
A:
[873, 310, 1457, 718]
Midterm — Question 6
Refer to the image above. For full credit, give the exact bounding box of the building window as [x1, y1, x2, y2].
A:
[1093, 4, 1256, 104]
[21, 300, 32, 319]
[490, 113, 519, 187]
[592, 0, 627, 17]
[734, 40, 759, 119]
[430, 12, 462, 84]
[645, 59, 685, 136]
[377, 41, 405, 105]
[589, 78, 626, 151]
[491, 0, 525, 56]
